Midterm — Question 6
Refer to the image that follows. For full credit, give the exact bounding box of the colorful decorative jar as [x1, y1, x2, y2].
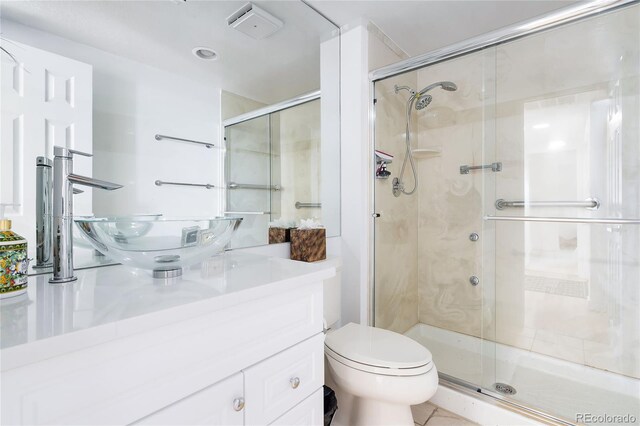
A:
[0, 219, 29, 299]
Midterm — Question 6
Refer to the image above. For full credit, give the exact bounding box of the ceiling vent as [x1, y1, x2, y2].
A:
[226, 3, 283, 40]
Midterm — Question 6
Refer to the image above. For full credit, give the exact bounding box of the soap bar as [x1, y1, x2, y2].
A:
[0, 227, 28, 299]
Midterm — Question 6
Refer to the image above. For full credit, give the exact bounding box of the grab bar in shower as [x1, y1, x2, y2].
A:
[460, 162, 502, 174]
[228, 182, 281, 191]
[484, 215, 640, 225]
[155, 180, 215, 189]
[295, 202, 321, 209]
[155, 134, 215, 149]
[495, 198, 600, 210]
[223, 211, 270, 215]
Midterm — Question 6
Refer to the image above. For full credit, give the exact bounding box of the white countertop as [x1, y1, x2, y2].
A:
[0, 253, 336, 371]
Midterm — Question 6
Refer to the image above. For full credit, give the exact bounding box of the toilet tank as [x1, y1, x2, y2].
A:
[323, 259, 342, 330]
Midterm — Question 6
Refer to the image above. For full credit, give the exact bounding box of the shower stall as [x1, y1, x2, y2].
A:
[371, 2, 639, 423]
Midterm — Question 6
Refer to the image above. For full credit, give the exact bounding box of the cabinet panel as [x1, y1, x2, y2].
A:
[245, 333, 324, 425]
[269, 388, 323, 426]
[2, 283, 322, 425]
[133, 373, 243, 426]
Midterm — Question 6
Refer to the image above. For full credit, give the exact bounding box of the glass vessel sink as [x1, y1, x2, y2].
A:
[73, 214, 163, 253]
[75, 216, 242, 278]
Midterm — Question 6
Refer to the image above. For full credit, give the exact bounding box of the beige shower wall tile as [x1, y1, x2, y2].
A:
[418, 112, 484, 336]
[374, 76, 419, 334]
[414, 51, 488, 338]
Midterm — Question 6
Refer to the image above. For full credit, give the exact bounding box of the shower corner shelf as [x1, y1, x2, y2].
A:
[411, 147, 442, 158]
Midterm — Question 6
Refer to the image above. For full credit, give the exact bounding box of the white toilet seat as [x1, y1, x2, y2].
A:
[325, 345, 433, 376]
[324, 322, 434, 376]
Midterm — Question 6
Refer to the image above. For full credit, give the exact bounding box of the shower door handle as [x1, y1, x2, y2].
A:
[460, 162, 502, 174]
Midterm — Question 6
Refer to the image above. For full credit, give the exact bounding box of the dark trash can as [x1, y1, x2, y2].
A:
[324, 385, 338, 426]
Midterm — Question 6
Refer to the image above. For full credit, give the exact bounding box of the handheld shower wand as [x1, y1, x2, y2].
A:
[392, 81, 457, 197]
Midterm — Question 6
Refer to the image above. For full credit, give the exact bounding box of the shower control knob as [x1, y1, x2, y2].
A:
[469, 276, 480, 286]
[469, 233, 479, 242]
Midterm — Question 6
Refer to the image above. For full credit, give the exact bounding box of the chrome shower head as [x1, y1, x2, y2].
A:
[440, 81, 458, 91]
[416, 81, 458, 97]
[415, 94, 432, 110]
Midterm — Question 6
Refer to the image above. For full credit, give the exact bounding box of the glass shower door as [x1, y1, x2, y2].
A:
[484, 5, 640, 422]
[372, 46, 496, 391]
[225, 115, 271, 248]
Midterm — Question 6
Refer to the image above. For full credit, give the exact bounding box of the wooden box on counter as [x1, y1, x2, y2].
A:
[269, 227, 292, 244]
[290, 228, 326, 262]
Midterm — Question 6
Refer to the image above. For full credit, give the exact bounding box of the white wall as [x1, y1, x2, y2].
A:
[2, 20, 222, 219]
[339, 24, 370, 326]
[320, 33, 342, 236]
[338, 21, 410, 326]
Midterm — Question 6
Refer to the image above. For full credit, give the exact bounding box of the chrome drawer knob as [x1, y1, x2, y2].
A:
[290, 377, 301, 389]
[233, 397, 245, 412]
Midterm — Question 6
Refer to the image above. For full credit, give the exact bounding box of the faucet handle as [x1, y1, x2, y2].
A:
[53, 146, 93, 158]
[69, 148, 92, 157]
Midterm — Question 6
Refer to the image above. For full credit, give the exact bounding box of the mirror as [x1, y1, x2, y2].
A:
[223, 94, 340, 249]
[0, 1, 340, 273]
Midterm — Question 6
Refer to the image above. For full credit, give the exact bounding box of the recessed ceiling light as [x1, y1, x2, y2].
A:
[192, 47, 218, 61]
[532, 123, 550, 130]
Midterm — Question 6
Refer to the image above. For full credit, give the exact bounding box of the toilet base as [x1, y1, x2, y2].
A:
[325, 356, 438, 426]
[331, 395, 414, 426]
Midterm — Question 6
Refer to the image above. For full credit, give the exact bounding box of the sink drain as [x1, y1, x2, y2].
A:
[493, 383, 517, 395]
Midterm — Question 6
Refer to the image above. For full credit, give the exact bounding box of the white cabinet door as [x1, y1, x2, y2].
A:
[133, 373, 244, 426]
[0, 39, 92, 258]
[244, 333, 324, 425]
[269, 388, 323, 426]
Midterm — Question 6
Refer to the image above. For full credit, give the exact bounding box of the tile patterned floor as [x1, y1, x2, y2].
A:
[412, 402, 478, 426]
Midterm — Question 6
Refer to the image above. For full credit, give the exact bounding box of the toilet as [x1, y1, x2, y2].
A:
[323, 267, 438, 426]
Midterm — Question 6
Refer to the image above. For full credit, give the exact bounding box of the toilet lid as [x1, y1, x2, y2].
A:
[325, 323, 432, 369]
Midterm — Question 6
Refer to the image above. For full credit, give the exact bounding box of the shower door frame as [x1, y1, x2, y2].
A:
[368, 0, 638, 424]
[221, 90, 321, 221]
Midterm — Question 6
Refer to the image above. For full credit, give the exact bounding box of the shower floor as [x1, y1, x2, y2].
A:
[405, 323, 640, 424]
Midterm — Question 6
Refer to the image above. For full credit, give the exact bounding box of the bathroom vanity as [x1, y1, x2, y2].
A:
[0, 253, 335, 425]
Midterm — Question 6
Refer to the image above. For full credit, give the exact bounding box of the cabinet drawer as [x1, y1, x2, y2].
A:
[133, 373, 243, 425]
[245, 333, 324, 425]
[269, 388, 323, 426]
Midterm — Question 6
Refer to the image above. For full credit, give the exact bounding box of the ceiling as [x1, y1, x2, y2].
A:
[0, 1, 579, 103]
[0, 1, 337, 104]
[307, 0, 577, 57]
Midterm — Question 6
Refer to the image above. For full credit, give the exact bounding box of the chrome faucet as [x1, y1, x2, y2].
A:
[49, 146, 122, 284]
[35, 157, 53, 268]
